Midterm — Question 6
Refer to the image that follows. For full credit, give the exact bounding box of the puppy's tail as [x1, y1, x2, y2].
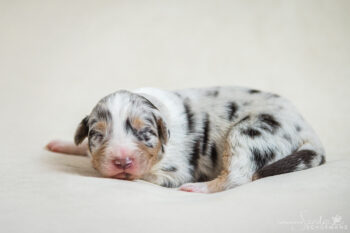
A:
[46, 140, 88, 156]
[252, 143, 325, 181]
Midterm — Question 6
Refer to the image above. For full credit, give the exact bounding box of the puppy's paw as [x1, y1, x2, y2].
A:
[46, 140, 66, 152]
[179, 182, 209, 193]
[46, 140, 87, 156]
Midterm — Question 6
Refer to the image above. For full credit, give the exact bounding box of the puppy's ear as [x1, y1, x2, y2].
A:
[74, 116, 89, 145]
[156, 117, 169, 145]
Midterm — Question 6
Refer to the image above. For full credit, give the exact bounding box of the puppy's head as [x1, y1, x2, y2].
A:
[74, 90, 168, 180]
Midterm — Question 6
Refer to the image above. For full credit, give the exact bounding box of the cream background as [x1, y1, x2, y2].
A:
[0, 1, 349, 232]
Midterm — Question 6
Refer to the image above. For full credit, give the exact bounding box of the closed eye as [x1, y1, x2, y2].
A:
[89, 129, 104, 141]
[138, 127, 158, 148]
[139, 127, 156, 140]
[125, 118, 157, 147]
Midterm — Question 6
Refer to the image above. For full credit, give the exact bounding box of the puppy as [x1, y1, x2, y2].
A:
[47, 87, 325, 193]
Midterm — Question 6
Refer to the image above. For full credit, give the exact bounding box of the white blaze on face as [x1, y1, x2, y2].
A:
[105, 93, 140, 159]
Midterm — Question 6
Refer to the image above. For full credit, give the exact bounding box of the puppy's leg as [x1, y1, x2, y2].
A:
[179, 114, 287, 193]
[46, 140, 88, 156]
[179, 135, 253, 193]
[180, 114, 324, 193]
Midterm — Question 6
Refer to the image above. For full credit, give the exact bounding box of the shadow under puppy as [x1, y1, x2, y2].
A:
[47, 87, 325, 193]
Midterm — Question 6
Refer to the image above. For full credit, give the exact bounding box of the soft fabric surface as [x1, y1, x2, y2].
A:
[1, 1, 349, 232]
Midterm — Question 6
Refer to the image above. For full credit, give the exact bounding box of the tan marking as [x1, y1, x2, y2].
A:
[206, 139, 232, 193]
[136, 140, 162, 170]
[252, 173, 260, 181]
[94, 121, 107, 132]
[156, 118, 168, 144]
[89, 120, 108, 171]
[132, 117, 163, 170]
[132, 117, 145, 130]
[91, 141, 108, 172]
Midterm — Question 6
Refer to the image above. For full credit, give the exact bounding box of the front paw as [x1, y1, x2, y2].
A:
[179, 182, 209, 193]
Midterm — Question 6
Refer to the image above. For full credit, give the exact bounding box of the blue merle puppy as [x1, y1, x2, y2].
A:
[47, 87, 325, 193]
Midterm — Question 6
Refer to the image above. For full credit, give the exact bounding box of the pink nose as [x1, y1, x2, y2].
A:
[113, 157, 133, 170]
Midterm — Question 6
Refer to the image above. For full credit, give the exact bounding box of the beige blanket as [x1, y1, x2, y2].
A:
[1, 1, 349, 232]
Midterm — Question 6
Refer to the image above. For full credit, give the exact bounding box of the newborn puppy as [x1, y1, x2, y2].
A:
[47, 87, 325, 193]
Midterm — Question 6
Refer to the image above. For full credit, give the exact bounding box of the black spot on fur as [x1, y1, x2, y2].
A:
[320, 155, 326, 165]
[96, 110, 112, 122]
[295, 125, 302, 132]
[227, 102, 238, 120]
[249, 89, 261, 94]
[184, 102, 195, 133]
[189, 139, 201, 176]
[238, 115, 250, 124]
[145, 117, 155, 127]
[125, 118, 142, 141]
[259, 114, 280, 133]
[161, 180, 176, 188]
[151, 112, 157, 126]
[174, 92, 182, 98]
[210, 143, 218, 167]
[283, 134, 292, 142]
[139, 96, 158, 110]
[202, 114, 210, 154]
[300, 150, 317, 167]
[156, 117, 168, 145]
[206, 90, 219, 97]
[251, 147, 276, 170]
[161, 166, 177, 172]
[157, 122, 163, 141]
[241, 128, 262, 138]
[253, 150, 318, 179]
[197, 174, 210, 182]
[125, 118, 133, 133]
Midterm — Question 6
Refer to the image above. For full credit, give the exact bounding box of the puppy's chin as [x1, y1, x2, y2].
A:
[111, 172, 137, 180]
[97, 164, 146, 181]
[99, 169, 142, 180]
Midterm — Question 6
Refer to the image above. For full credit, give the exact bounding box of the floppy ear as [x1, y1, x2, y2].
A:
[74, 116, 89, 145]
[156, 117, 169, 145]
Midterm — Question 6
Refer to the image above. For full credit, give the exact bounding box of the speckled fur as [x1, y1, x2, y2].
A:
[72, 87, 325, 193]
